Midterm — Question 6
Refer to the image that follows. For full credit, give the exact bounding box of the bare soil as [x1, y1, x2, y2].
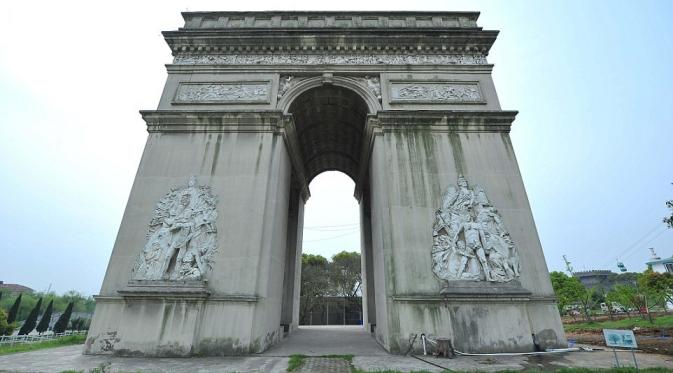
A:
[567, 331, 673, 356]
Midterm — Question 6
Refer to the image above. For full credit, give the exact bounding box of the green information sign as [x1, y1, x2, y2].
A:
[603, 329, 638, 348]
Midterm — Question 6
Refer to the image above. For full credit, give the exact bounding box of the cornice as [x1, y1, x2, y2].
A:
[163, 30, 497, 57]
[374, 110, 518, 133]
[140, 110, 285, 133]
[164, 64, 495, 74]
[180, 11, 482, 30]
[163, 11, 498, 59]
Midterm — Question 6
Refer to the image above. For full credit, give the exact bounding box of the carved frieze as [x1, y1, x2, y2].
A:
[390, 82, 483, 103]
[132, 176, 218, 281]
[174, 82, 270, 103]
[431, 176, 521, 285]
[173, 54, 488, 66]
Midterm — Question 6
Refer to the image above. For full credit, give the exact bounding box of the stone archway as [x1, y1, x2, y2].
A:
[278, 83, 379, 335]
[86, 11, 566, 357]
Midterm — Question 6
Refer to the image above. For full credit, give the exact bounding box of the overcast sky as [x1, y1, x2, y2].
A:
[1, 0, 671, 295]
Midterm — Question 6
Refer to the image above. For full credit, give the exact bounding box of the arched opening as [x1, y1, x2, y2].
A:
[300, 171, 361, 326]
[280, 84, 377, 338]
[288, 85, 368, 184]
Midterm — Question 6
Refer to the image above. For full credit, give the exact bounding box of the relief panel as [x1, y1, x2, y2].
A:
[131, 176, 218, 281]
[389, 81, 484, 104]
[173, 81, 271, 104]
[431, 175, 521, 285]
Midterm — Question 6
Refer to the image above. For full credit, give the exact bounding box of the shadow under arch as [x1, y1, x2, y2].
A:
[277, 76, 382, 115]
[285, 83, 375, 186]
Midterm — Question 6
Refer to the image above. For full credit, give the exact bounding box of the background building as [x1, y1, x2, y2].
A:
[646, 248, 673, 274]
[0, 281, 34, 294]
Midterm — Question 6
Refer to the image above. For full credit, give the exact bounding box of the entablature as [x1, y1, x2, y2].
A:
[164, 11, 498, 63]
[181, 11, 481, 30]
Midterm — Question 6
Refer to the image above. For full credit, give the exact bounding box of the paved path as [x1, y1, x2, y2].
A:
[0, 345, 288, 373]
[262, 325, 387, 356]
[297, 357, 351, 373]
[1, 337, 672, 372]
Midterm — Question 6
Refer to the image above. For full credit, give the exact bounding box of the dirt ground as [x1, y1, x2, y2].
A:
[567, 331, 673, 355]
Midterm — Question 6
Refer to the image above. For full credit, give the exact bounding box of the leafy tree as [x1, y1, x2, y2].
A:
[53, 302, 74, 334]
[7, 294, 21, 324]
[70, 317, 90, 331]
[0, 308, 14, 336]
[18, 298, 42, 335]
[549, 271, 595, 321]
[299, 254, 330, 324]
[597, 288, 615, 321]
[639, 269, 673, 312]
[606, 286, 632, 317]
[550, 271, 574, 314]
[329, 251, 362, 309]
[36, 300, 54, 334]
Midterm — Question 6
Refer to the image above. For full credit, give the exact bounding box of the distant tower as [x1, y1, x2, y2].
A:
[563, 255, 574, 275]
[649, 247, 661, 260]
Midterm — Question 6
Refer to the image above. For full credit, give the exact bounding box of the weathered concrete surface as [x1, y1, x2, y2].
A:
[1, 344, 673, 372]
[262, 326, 388, 356]
[0, 345, 289, 373]
[354, 349, 673, 372]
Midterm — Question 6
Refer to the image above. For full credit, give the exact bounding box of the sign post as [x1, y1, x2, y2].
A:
[603, 329, 638, 370]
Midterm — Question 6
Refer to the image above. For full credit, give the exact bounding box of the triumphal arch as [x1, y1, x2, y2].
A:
[86, 11, 566, 356]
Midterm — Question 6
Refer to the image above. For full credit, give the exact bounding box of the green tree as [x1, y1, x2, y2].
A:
[7, 293, 21, 324]
[36, 299, 54, 334]
[299, 254, 330, 324]
[550, 272, 595, 321]
[639, 269, 673, 312]
[18, 297, 42, 335]
[550, 271, 574, 314]
[606, 286, 632, 317]
[0, 308, 14, 336]
[53, 302, 74, 334]
[70, 317, 89, 331]
[329, 251, 362, 309]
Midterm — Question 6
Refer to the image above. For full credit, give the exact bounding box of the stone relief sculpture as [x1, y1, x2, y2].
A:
[361, 76, 382, 102]
[431, 176, 520, 284]
[392, 83, 482, 102]
[132, 176, 218, 281]
[175, 83, 269, 102]
[276, 75, 308, 100]
[174, 54, 488, 66]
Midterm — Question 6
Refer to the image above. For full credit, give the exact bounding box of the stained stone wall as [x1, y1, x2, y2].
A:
[86, 11, 565, 356]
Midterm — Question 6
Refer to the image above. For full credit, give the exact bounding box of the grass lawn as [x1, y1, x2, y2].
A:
[564, 314, 673, 332]
[0, 335, 86, 356]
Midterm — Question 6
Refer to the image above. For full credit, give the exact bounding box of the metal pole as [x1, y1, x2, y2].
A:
[613, 347, 620, 368]
[631, 348, 639, 370]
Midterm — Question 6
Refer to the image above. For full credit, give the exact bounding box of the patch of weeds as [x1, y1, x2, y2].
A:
[322, 354, 354, 362]
[287, 354, 307, 371]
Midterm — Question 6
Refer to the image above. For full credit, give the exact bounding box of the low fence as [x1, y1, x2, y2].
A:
[0, 330, 87, 346]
